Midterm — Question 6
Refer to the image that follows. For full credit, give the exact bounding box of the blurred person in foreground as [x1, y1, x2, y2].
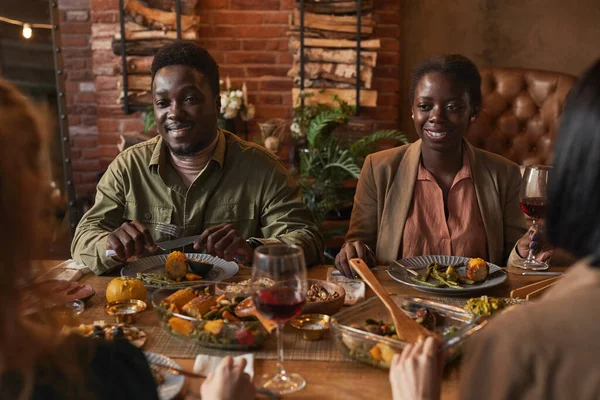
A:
[0, 78, 253, 400]
[389, 58, 600, 400]
[72, 41, 323, 274]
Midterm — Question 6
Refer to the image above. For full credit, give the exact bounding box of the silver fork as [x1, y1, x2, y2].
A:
[155, 223, 183, 238]
[106, 223, 184, 258]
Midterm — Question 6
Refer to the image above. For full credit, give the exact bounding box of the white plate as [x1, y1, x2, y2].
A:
[388, 255, 507, 294]
[145, 352, 185, 400]
[121, 253, 239, 288]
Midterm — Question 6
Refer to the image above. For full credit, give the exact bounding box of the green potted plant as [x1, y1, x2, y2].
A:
[298, 96, 408, 226]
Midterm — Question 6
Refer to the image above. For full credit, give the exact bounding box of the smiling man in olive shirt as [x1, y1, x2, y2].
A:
[71, 41, 323, 275]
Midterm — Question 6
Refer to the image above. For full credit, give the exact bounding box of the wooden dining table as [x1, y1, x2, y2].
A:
[40, 260, 569, 399]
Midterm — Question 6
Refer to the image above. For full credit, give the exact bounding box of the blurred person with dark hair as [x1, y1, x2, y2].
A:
[335, 54, 547, 277]
[72, 41, 323, 274]
[389, 57, 600, 400]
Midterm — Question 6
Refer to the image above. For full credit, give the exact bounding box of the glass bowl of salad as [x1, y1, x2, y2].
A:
[330, 296, 483, 369]
[152, 281, 268, 350]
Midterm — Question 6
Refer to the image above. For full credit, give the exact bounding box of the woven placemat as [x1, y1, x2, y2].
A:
[82, 295, 520, 361]
[141, 323, 352, 361]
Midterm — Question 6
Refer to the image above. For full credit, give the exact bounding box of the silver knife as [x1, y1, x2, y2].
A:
[106, 235, 202, 258]
[520, 271, 563, 276]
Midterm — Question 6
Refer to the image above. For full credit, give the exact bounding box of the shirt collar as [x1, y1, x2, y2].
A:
[149, 129, 226, 170]
[417, 146, 472, 184]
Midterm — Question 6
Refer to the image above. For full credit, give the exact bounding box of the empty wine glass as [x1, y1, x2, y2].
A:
[250, 244, 307, 395]
[513, 165, 551, 270]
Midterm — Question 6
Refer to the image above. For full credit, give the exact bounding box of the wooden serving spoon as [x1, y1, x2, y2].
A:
[349, 258, 435, 343]
[234, 297, 277, 334]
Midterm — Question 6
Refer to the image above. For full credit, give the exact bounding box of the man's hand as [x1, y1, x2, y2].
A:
[106, 221, 158, 261]
[200, 356, 255, 400]
[335, 240, 375, 278]
[194, 224, 253, 263]
[516, 224, 553, 261]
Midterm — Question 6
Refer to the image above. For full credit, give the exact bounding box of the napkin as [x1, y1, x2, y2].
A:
[35, 259, 91, 282]
[327, 267, 366, 305]
[194, 353, 254, 379]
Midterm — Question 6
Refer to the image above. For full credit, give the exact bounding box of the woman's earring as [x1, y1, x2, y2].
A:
[470, 116, 476, 122]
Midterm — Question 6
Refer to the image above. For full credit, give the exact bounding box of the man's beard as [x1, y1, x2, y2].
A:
[165, 140, 207, 159]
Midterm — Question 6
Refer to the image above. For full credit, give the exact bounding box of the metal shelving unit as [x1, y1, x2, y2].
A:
[118, 0, 182, 114]
[298, 0, 364, 116]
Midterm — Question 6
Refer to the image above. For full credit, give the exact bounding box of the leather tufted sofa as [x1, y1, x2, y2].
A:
[465, 67, 576, 165]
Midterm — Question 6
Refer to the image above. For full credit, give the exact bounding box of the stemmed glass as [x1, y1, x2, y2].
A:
[513, 165, 551, 270]
[250, 244, 307, 395]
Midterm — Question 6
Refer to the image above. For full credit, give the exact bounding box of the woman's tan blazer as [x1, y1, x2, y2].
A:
[346, 139, 528, 266]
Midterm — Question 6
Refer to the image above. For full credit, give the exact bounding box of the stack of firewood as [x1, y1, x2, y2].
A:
[113, 0, 200, 106]
[287, 0, 380, 107]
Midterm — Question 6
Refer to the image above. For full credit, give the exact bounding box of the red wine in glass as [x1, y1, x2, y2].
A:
[253, 288, 306, 323]
[520, 197, 547, 220]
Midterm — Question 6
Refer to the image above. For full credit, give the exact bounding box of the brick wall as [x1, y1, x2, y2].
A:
[68, 0, 402, 199]
[59, 0, 98, 197]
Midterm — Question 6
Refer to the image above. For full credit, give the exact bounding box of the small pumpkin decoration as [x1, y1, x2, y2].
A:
[106, 276, 148, 303]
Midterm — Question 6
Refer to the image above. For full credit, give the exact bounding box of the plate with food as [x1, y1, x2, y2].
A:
[153, 283, 268, 350]
[387, 255, 506, 294]
[68, 321, 147, 348]
[121, 251, 239, 288]
[145, 352, 185, 400]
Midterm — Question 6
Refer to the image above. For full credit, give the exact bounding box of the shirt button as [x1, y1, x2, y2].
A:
[144, 212, 152, 219]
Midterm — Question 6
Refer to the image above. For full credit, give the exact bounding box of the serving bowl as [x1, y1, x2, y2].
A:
[152, 281, 268, 350]
[330, 295, 482, 369]
[302, 279, 346, 315]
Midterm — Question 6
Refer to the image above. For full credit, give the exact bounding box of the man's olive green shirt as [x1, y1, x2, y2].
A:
[72, 130, 324, 274]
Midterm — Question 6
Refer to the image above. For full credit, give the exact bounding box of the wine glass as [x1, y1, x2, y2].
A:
[250, 244, 307, 395]
[513, 165, 551, 270]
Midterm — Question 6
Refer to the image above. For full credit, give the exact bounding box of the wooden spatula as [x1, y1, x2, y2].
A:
[349, 258, 434, 343]
[234, 297, 277, 334]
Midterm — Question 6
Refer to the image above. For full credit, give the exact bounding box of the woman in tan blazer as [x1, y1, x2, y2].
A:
[389, 57, 600, 400]
[335, 55, 545, 277]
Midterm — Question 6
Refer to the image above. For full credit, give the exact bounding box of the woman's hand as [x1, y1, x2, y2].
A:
[200, 356, 255, 400]
[335, 240, 375, 278]
[516, 224, 553, 261]
[389, 337, 443, 400]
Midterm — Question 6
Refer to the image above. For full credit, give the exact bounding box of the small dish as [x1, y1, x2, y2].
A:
[291, 314, 330, 341]
[48, 299, 85, 326]
[302, 279, 346, 315]
[188, 260, 214, 276]
[105, 299, 147, 324]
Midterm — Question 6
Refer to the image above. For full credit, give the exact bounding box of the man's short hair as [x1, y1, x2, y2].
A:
[151, 41, 220, 97]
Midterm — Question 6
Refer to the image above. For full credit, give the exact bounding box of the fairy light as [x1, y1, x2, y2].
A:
[0, 15, 52, 40]
[22, 23, 32, 39]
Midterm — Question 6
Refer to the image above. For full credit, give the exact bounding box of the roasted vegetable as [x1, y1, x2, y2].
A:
[223, 310, 241, 322]
[161, 288, 197, 310]
[165, 251, 188, 281]
[415, 308, 437, 331]
[445, 265, 460, 282]
[204, 320, 224, 335]
[168, 317, 195, 336]
[464, 296, 504, 317]
[466, 258, 489, 282]
[185, 272, 203, 281]
[181, 295, 218, 318]
[106, 276, 147, 303]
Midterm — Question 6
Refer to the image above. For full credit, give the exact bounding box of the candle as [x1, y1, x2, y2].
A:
[225, 76, 231, 90]
[242, 82, 248, 105]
